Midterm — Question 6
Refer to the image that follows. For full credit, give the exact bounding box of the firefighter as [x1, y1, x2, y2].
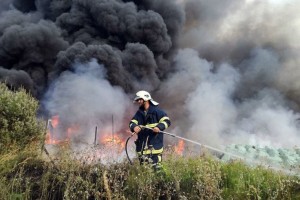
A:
[129, 90, 171, 170]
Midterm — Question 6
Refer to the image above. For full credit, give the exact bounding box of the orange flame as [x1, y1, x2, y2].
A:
[100, 134, 126, 150]
[45, 115, 77, 145]
[174, 140, 185, 155]
[45, 114, 127, 149]
[51, 115, 59, 128]
[67, 126, 79, 138]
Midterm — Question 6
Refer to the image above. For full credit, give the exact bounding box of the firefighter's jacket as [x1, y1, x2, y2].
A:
[129, 104, 171, 155]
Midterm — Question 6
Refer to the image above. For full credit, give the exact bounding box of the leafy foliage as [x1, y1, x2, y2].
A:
[0, 83, 44, 153]
[221, 160, 300, 199]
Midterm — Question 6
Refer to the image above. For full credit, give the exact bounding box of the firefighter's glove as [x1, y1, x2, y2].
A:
[134, 126, 142, 134]
[153, 127, 160, 133]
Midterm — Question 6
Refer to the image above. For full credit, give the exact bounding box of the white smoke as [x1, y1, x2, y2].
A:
[162, 47, 300, 149]
[149, 0, 300, 149]
[44, 59, 133, 146]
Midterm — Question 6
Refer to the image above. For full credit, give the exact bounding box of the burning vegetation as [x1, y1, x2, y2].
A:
[44, 114, 187, 165]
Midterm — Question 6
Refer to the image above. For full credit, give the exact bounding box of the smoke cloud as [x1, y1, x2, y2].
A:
[44, 59, 132, 145]
[0, 67, 34, 91]
[1, 0, 300, 149]
[162, 0, 300, 148]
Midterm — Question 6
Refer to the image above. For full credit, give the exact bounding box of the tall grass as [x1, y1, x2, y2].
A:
[221, 161, 300, 199]
[0, 143, 299, 200]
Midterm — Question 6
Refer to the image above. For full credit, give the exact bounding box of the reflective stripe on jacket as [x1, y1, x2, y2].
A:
[129, 104, 171, 155]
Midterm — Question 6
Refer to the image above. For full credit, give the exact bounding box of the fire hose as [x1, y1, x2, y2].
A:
[125, 127, 300, 177]
[124, 126, 244, 165]
[125, 132, 136, 165]
[142, 126, 245, 159]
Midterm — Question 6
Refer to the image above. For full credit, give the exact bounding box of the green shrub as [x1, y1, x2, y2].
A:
[221, 160, 300, 199]
[0, 83, 43, 153]
[162, 154, 222, 199]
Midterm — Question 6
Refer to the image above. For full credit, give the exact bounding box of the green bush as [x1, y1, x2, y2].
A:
[221, 160, 300, 199]
[0, 83, 43, 153]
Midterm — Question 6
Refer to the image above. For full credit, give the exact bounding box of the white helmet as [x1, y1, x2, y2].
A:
[134, 90, 159, 105]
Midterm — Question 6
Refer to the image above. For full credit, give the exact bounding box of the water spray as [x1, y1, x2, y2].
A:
[141, 126, 244, 160]
[125, 126, 299, 177]
[124, 126, 243, 166]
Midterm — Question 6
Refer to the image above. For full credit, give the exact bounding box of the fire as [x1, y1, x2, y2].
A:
[101, 135, 125, 145]
[45, 115, 127, 150]
[45, 132, 69, 145]
[45, 115, 59, 144]
[174, 140, 185, 155]
[43, 115, 131, 164]
[45, 115, 185, 158]
[67, 126, 79, 138]
[51, 115, 59, 128]
[45, 115, 77, 145]
[100, 134, 126, 152]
